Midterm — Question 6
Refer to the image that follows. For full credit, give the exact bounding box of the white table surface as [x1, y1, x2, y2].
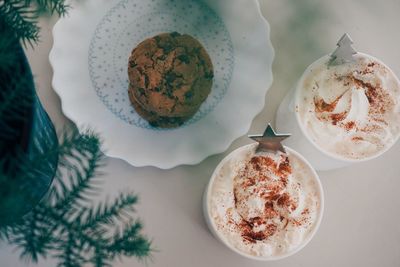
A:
[1, 0, 400, 266]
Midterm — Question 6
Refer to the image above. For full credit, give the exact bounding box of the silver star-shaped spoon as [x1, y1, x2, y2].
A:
[248, 124, 291, 153]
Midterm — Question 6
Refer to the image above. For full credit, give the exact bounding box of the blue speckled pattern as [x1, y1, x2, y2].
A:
[88, 0, 234, 130]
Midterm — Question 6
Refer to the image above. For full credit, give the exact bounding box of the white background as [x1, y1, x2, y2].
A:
[1, 0, 400, 266]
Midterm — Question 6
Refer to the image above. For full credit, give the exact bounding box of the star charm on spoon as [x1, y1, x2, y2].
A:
[248, 124, 291, 153]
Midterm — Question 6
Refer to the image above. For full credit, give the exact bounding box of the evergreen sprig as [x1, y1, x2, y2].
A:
[0, 129, 152, 267]
[0, 0, 68, 44]
[0, 1, 152, 266]
[34, 0, 68, 15]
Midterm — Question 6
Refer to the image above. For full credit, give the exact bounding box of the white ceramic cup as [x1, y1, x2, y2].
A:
[276, 53, 400, 171]
[202, 143, 324, 261]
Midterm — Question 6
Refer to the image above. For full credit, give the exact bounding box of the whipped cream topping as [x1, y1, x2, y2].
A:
[297, 54, 400, 160]
[208, 145, 322, 258]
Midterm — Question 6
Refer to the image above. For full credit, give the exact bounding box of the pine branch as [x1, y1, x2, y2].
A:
[0, 129, 152, 266]
[0, 1, 152, 266]
[83, 193, 138, 230]
[16, 211, 43, 262]
[0, 0, 69, 44]
[0, 0, 39, 44]
[52, 136, 104, 215]
[7, 207, 54, 263]
[54, 232, 87, 267]
[32, 0, 68, 16]
[90, 246, 112, 267]
[45, 129, 103, 204]
[109, 220, 152, 260]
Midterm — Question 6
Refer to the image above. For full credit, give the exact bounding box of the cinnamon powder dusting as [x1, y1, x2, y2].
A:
[329, 112, 347, 125]
[313, 90, 350, 126]
[314, 94, 342, 113]
[233, 154, 310, 243]
[344, 121, 356, 131]
[313, 62, 392, 136]
[352, 136, 364, 141]
[354, 76, 393, 115]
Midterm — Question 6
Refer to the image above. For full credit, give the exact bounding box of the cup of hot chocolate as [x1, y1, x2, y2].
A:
[276, 52, 400, 170]
[203, 143, 324, 260]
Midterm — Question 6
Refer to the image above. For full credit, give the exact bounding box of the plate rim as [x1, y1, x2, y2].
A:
[49, 0, 275, 169]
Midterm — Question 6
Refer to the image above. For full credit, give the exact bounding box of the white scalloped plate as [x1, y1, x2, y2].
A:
[50, 0, 274, 169]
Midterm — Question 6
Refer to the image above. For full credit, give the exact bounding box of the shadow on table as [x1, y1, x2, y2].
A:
[254, 0, 332, 128]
